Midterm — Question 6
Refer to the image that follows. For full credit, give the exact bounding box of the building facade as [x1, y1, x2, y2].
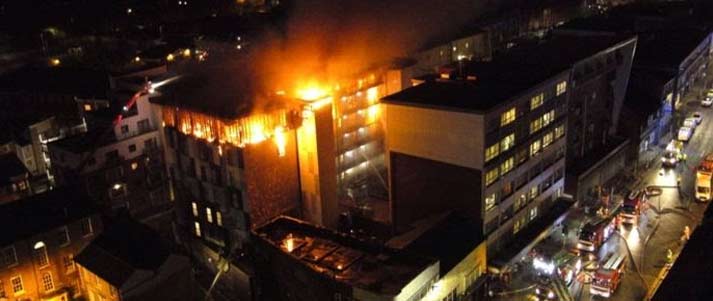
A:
[0, 188, 101, 301]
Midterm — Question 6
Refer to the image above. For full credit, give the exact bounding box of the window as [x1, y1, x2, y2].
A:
[530, 139, 542, 156]
[10, 276, 23, 295]
[515, 194, 527, 210]
[121, 125, 129, 133]
[41, 273, 54, 291]
[105, 150, 119, 162]
[530, 206, 538, 221]
[500, 157, 514, 175]
[500, 134, 515, 152]
[530, 93, 544, 110]
[192, 202, 198, 217]
[485, 193, 496, 212]
[137, 119, 150, 132]
[216, 211, 223, 226]
[516, 148, 528, 165]
[35, 244, 49, 267]
[543, 110, 555, 126]
[131, 162, 139, 170]
[194, 222, 202, 237]
[530, 185, 539, 200]
[500, 108, 516, 126]
[485, 169, 499, 186]
[513, 219, 522, 234]
[128, 144, 137, 152]
[554, 125, 565, 139]
[81, 218, 93, 236]
[206, 207, 213, 223]
[485, 144, 499, 162]
[57, 227, 70, 247]
[542, 132, 554, 148]
[530, 117, 542, 133]
[556, 81, 567, 96]
[2, 246, 17, 267]
[63, 255, 75, 273]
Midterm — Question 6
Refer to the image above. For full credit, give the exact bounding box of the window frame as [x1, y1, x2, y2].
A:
[485, 144, 500, 162]
[10, 275, 23, 296]
[500, 108, 516, 126]
[530, 93, 544, 110]
[57, 226, 71, 247]
[41, 272, 54, 292]
[500, 134, 515, 152]
[485, 169, 499, 186]
[556, 81, 567, 96]
[1, 245, 18, 267]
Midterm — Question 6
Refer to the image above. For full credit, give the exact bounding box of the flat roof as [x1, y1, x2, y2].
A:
[255, 216, 436, 296]
[0, 186, 97, 246]
[384, 34, 633, 112]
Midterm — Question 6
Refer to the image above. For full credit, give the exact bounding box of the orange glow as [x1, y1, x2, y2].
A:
[366, 86, 378, 103]
[296, 82, 329, 101]
[274, 126, 287, 157]
[162, 107, 291, 148]
[366, 104, 380, 124]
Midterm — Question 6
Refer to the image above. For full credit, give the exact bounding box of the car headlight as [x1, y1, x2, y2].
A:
[548, 291, 555, 299]
[536, 288, 541, 294]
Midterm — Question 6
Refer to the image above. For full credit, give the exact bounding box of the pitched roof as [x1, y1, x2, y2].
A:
[0, 186, 97, 246]
[75, 217, 170, 287]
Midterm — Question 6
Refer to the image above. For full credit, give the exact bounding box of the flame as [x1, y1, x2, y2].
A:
[296, 82, 329, 101]
[274, 126, 287, 157]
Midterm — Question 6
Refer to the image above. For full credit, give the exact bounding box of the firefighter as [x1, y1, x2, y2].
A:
[666, 249, 674, 264]
[683, 225, 691, 241]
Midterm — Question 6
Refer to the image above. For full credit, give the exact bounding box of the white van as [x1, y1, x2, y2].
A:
[678, 126, 693, 142]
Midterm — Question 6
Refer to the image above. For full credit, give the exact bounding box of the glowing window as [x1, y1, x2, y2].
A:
[485, 193, 496, 212]
[485, 144, 500, 162]
[131, 162, 139, 170]
[530, 206, 538, 221]
[500, 157, 514, 175]
[530, 93, 544, 110]
[530, 185, 539, 199]
[543, 110, 555, 126]
[530, 118, 543, 134]
[216, 211, 223, 226]
[543, 132, 554, 148]
[530, 139, 542, 157]
[485, 169, 499, 186]
[514, 219, 522, 234]
[11, 276, 23, 295]
[500, 108, 516, 126]
[194, 222, 201, 237]
[500, 134, 515, 152]
[554, 125, 565, 139]
[35, 244, 49, 267]
[191, 202, 198, 217]
[206, 207, 213, 223]
[556, 81, 567, 96]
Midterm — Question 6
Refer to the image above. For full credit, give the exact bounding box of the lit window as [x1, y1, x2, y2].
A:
[485, 144, 500, 162]
[500, 108, 516, 126]
[543, 110, 555, 126]
[194, 222, 201, 237]
[2, 246, 18, 267]
[513, 219, 521, 234]
[206, 208, 213, 223]
[57, 227, 70, 247]
[500, 134, 515, 152]
[63, 255, 75, 273]
[530, 206, 538, 221]
[81, 218, 93, 236]
[530, 117, 543, 134]
[216, 211, 223, 226]
[41, 273, 54, 292]
[500, 157, 514, 175]
[485, 193, 496, 212]
[191, 202, 198, 217]
[83, 104, 92, 111]
[543, 132, 554, 148]
[131, 162, 139, 170]
[556, 81, 567, 96]
[485, 169, 499, 186]
[530, 140, 542, 157]
[530, 93, 544, 110]
[11, 276, 23, 295]
[515, 194, 527, 210]
[35, 244, 49, 267]
[554, 125, 565, 139]
[530, 185, 539, 199]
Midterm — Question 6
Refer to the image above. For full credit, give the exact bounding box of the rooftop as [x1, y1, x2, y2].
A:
[384, 34, 633, 112]
[255, 216, 436, 296]
[0, 186, 97, 246]
[75, 217, 171, 287]
[635, 29, 711, 70]
[0, 153, 28, 186]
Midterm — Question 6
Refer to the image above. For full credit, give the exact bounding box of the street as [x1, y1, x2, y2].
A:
[491, 80, 713, 301]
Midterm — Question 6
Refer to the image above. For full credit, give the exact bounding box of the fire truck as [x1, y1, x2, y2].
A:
[590, 252, 627, 298]
[576, 214, 618, 252]
[619, 190, 647, 225]
[695, 154, 713, 202]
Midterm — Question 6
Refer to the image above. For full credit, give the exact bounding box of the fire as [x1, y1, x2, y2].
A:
[296, 82, 329, 101]
[274, 126, 287, 157]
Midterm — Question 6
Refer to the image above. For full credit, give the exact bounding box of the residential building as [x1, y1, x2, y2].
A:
[75, 217, 194, 301]
[382, 37, 572, 260]
[0, 187, 101, 301]
[0, 153, 31, 204]
[48, 87, 171, 236]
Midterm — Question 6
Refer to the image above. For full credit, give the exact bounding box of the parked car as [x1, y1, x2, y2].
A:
[702, 97, 713, 107]
[678, 126, 693, 142]
[691, 112, 703, 124]
[684, 118, 697, 129]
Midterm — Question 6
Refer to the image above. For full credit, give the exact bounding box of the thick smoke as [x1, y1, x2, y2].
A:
[250, 0, 491, 94]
